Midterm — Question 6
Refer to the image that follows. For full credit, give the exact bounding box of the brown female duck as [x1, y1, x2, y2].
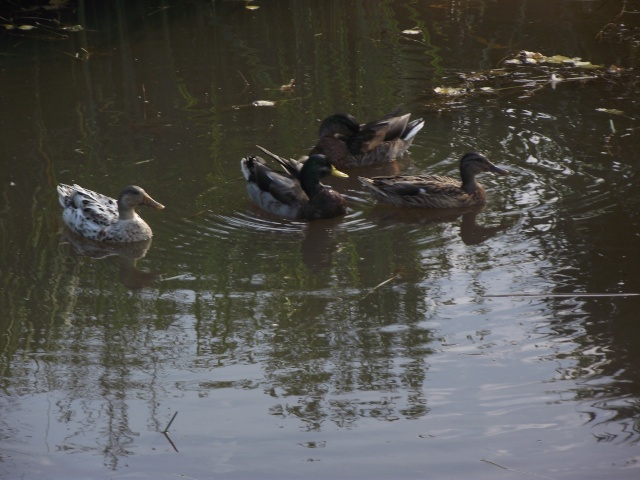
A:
[310, 110, 424, 169]
[358, 153, 508, 208]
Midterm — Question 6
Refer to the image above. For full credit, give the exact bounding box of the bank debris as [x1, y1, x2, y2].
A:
[1, 0, 83, 39]
[431, 50, 634, 104]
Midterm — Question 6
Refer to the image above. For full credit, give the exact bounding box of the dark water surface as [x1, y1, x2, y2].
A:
[1, 1, 640, 479]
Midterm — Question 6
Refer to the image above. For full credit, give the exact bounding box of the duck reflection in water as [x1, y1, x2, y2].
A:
[366, 206, 512, 245]
[300, 217, 346, 272]
[60, 228, 163, 289]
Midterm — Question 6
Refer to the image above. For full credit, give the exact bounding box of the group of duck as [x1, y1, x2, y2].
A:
[57, 109, 509, 243]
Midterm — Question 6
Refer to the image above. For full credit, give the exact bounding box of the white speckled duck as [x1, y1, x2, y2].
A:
[56, 184, 164, 242]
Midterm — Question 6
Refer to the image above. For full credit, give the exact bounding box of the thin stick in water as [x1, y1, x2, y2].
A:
[481, 459, 556, 480]
[361, 274, 400, 300]
[483, 292, 638, 298]
[163, 411, 178, 434]
[237, 70, 249, 86]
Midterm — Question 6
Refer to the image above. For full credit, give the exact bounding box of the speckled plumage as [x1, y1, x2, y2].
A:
[241, 148, 348, 221]
[310, 110, 424, 168]
[359, 153, 509, 209]
[56, 184, 164, 242]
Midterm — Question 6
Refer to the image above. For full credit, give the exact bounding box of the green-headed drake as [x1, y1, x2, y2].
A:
[310, 110, 424, 169]
[358, 153, 509, 208]
[241, 147, 348, 221]
[57, 184, 165, 242]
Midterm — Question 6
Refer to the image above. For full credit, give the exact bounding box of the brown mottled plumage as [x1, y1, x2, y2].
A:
[310, 110, 424, 168]
[358, 153, 508, 208]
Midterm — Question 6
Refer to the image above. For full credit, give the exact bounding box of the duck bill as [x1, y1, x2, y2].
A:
[489, 163, 509, 175]
[330, 165, 349, 178]
[143, 194, 165, 210]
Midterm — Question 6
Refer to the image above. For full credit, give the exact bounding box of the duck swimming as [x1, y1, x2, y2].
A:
[241, 147, 348, 220]
[358, 153, 508, 208]
[57, 184, 165, 242]
[310, 110, 424, 169]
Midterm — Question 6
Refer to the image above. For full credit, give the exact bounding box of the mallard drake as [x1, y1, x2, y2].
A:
[57, 184, 164, 242]
[310, 110, 424, 168]
[240, 147, 348, 220]
[358, 153, 508, 208]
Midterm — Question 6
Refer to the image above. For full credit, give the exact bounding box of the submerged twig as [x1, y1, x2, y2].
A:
[163, 431, 179, 452]
[163, 411, 178, 433]
[483, 293, 639, 298]
[237, 70, 249, 86]
[134, 158, 154, 165]
[481, 459, 556, 480]
[160, 274, 192, 281]
[148, 6, 171, 16]
[160, 411, 180, 452]
[361, 274, 400, 300]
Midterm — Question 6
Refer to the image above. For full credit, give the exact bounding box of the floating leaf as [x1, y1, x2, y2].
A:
[45, 0, 70, 10]
[18, 25, 37, 30]
[596, 108, 625, 116]
[433, 86, 467, 96]
[61, 24, 84, 32]
[573, 60, 603, 69]
[280, 79, 295, 92]
[246, 4, 259, 10]
[503, 51, 605, 70]
[252, 100, 275, 107]
[545, 55, 573, 64]
[522, 51, 545, 61]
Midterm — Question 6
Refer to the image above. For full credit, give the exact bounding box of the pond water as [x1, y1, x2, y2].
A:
[1, 0, 640, 479]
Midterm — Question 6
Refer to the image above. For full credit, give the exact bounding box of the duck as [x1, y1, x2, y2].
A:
[309, 109, 425, 168]
[358, 152, 508, 208]
[56, 184, 165, 242]
[240, 146, 348, 220]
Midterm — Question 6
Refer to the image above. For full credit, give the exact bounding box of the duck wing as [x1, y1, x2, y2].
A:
[364, 175, 461, 197]
[58, 184, 119, 226]
[377, 113, 411, 141]
[346, 121, 390, 155]
[255, 145, 304, 179]
[347, 112, 413, 154]
[242, 156, 308, 206]
[268, 173, 307, 206]
[402, 118, 425, 141]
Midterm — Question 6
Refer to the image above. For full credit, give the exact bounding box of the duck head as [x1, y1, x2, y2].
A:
[118, 186, 165, 215]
